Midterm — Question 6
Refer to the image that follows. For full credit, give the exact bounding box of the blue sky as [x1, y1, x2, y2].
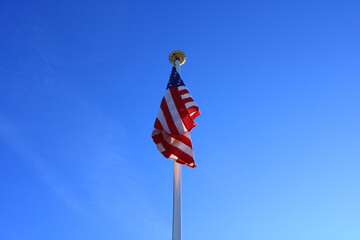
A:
[1, 0, 360, 239]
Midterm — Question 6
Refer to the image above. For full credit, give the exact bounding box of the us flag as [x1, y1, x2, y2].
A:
[152, 67, 200, 168]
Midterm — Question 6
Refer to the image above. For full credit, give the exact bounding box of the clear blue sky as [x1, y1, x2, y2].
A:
[1, 0, 360, 239]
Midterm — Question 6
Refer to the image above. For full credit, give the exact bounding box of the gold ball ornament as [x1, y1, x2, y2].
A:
[169, 50, 186, 65]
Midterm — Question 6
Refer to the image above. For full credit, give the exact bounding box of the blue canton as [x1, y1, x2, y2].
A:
[166, 67, 185, 89]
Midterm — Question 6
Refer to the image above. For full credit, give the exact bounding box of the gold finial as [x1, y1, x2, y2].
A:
[169, 50, 186, 65]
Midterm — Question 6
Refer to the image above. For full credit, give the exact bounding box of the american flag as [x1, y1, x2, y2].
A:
[152, 67, 200, 168]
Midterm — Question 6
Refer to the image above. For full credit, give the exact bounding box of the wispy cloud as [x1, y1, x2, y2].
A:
[0, 4, 170, 236]
[0, 92, 170, 238]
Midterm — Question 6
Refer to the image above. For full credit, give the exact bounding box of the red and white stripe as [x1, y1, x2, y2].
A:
[152, 85, 200, 168]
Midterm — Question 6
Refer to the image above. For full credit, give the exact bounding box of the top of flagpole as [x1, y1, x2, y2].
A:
[169, 50, 186, 66]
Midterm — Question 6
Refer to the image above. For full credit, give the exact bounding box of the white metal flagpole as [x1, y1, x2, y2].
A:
[172, 58, 182, 240]
[173, 160, 182, 240]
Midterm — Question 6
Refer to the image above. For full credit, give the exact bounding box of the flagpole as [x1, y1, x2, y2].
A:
[173, 160, 181, 240]
[170, 50, 186, 240]
[173, 59, 182, 240]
